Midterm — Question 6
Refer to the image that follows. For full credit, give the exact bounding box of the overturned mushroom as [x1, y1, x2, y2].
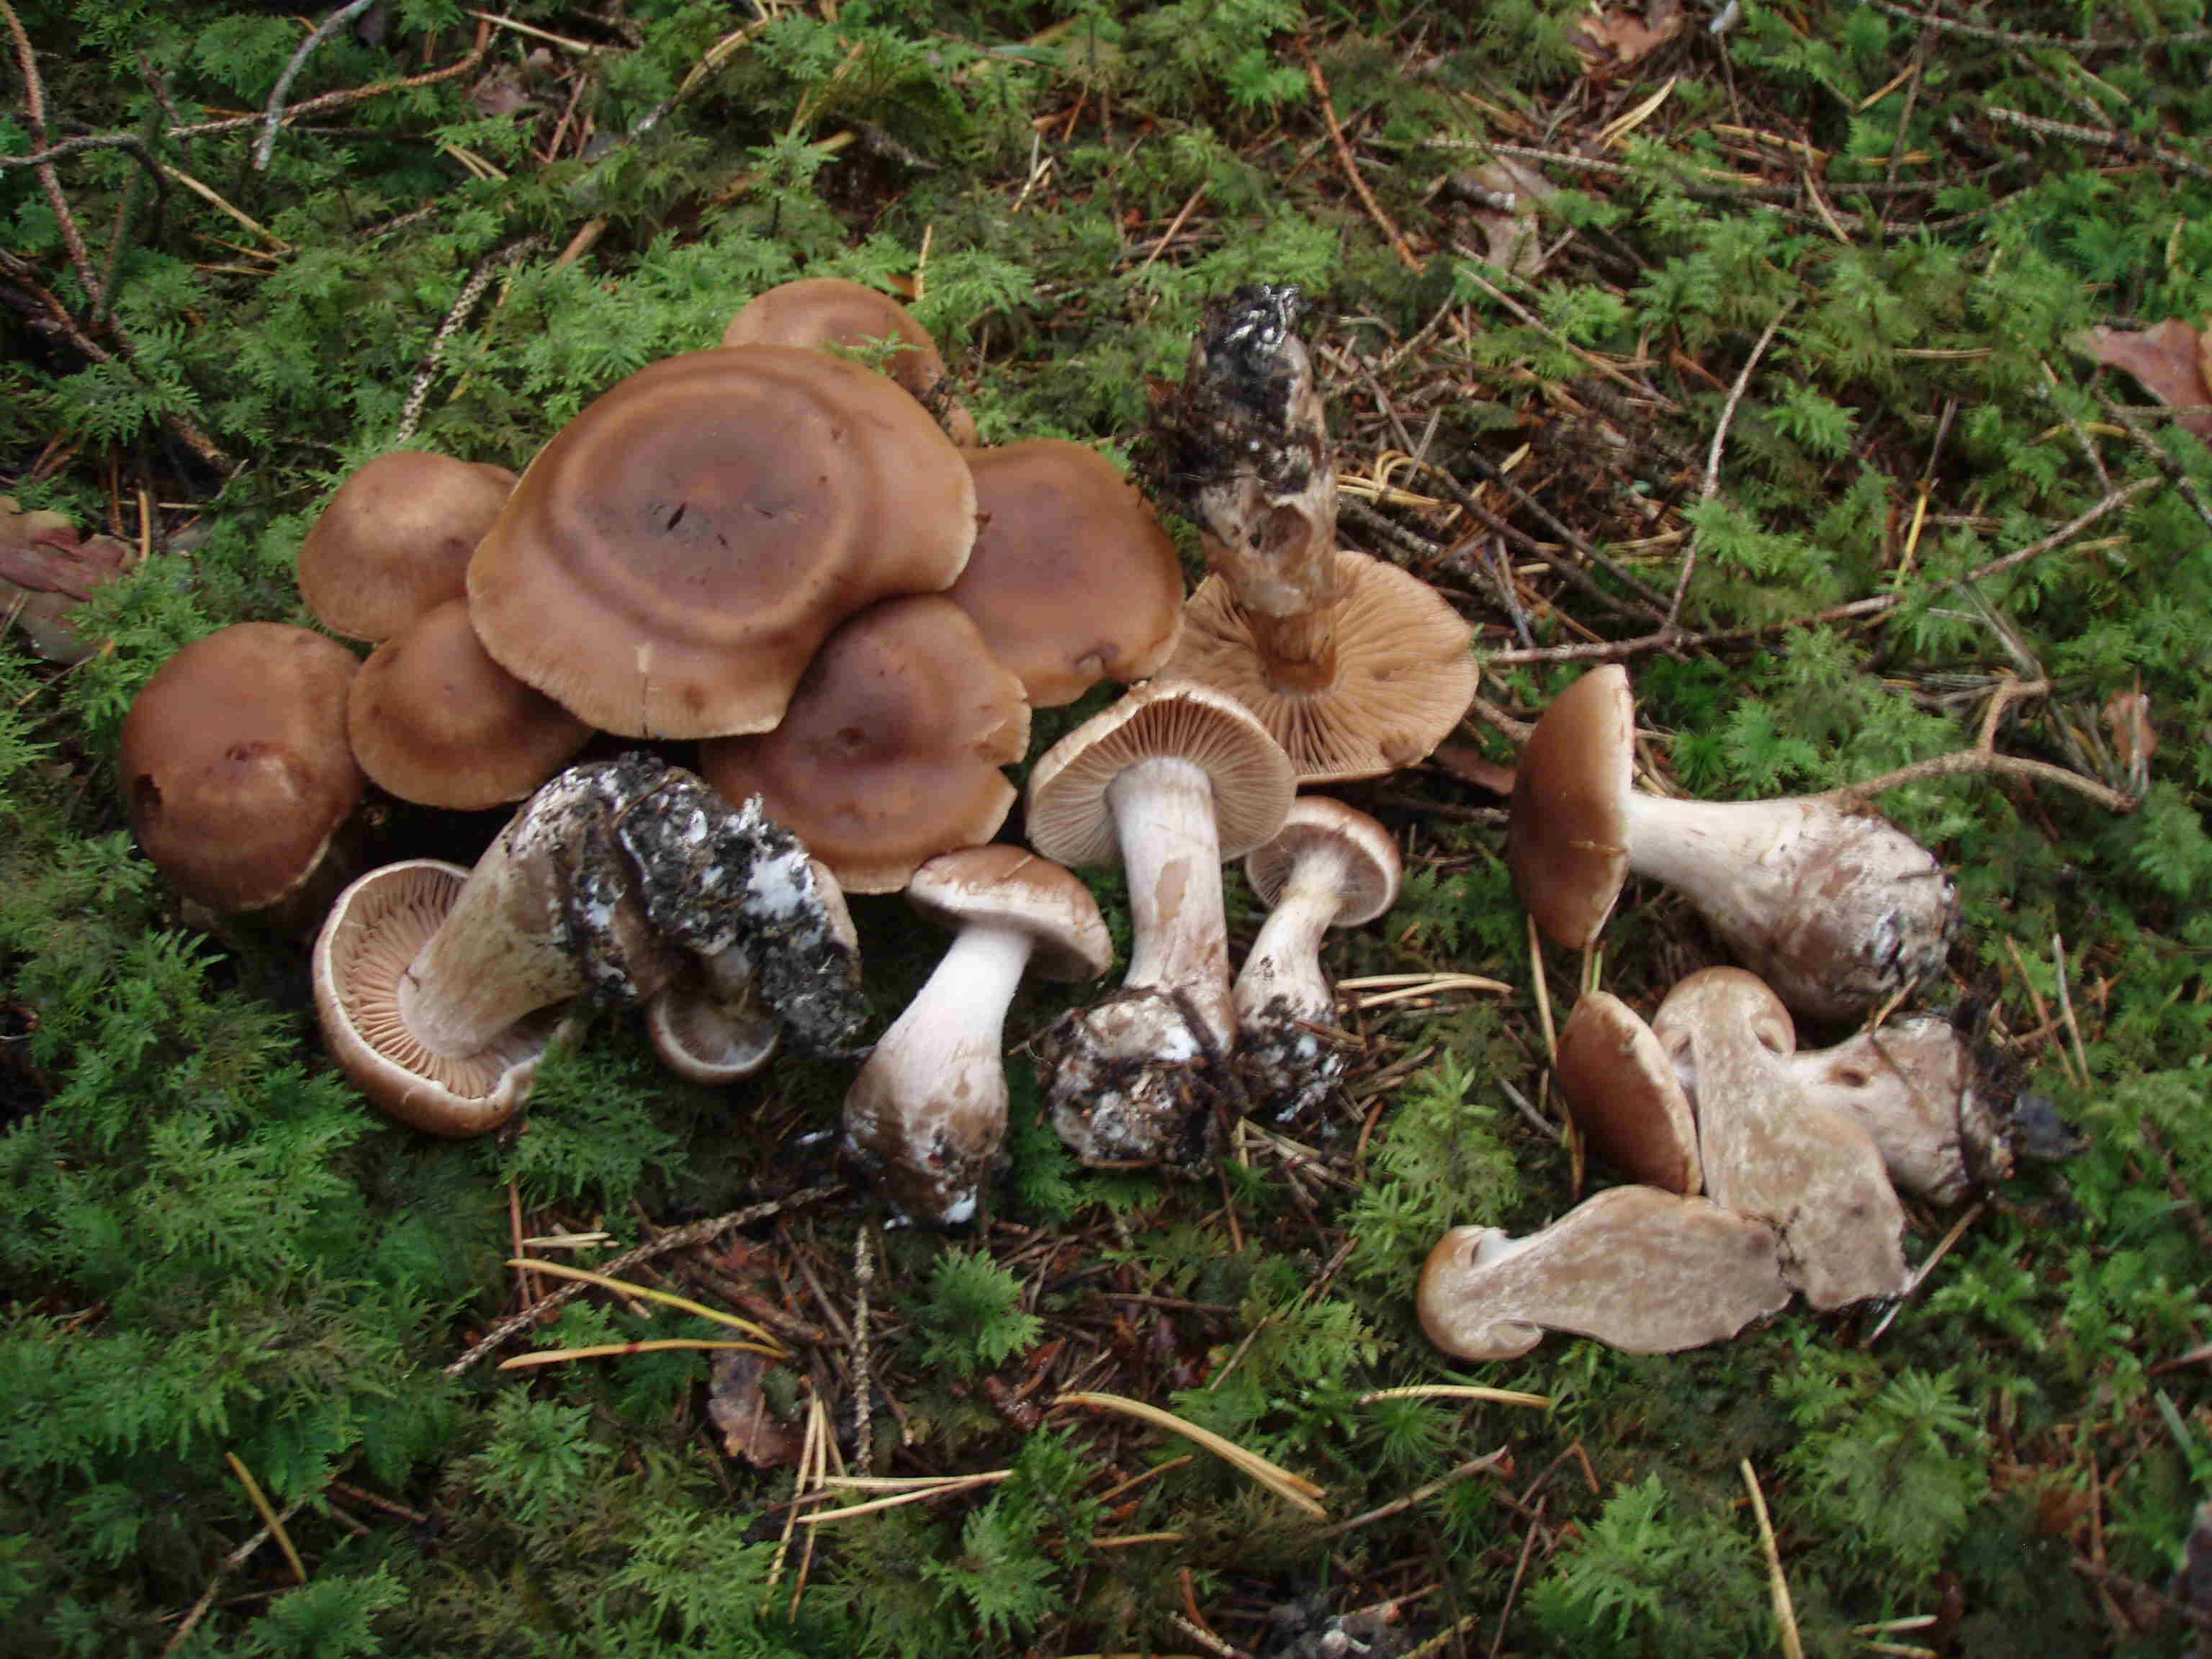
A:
[843, 847, 1111, 1226]
[1418, 1185, 1790, 1362]
[1509, 665, 1957, 1020]
[1025, 682, 1294, 1168]
[1652, 968, 1907, 1309]
[1553, 991, 1702, 1196]
[1233, 798, 1402, 1123]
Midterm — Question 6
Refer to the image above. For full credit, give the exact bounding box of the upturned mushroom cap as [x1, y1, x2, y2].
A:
[119, 622, 366, 912]
[696, 594, 1030, 894]
[1786, 1012, 2012, 1205]
[1417, 1185, 1790, 1362]
[468, 346, 978, 739]
[906, 845, 1112, 981]
[1026, 681, 1296, 868]
[721, 276, 974, 445]
[347, 597, 593, 809]
[945, 439, 1186, 707]
[313, 859, 565, 1136]
[1652, 968, 1908, 1309]
[1244, 796, 1403, 925]
[1161, 553, 1476, 784]
[1506, 664, 1635, 950]
[297, 451, 516, 642]
[1554, 992, 1701, 1196]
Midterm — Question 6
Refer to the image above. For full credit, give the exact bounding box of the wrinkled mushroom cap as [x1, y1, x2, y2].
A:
[120, 622, 366, 912]
[469, 346, 977, 739]
[297, 451, 516, 642]
[721, 276, 974, 445]
[313, 859, 565, 1136]
[1162, 552, 1475, 784]
[1507, 664, 1635, 950]
[945, 439, 1186, 707]
[697, 594, 1029, 894]
[1417, 1186, 1790, 1362]
[1026, 681, 1295, 868]
[907, 845, 1112, 981]
[1554, 992, 1702, 1196]
[347, 597, 593, 809]
[1244, 796, 1403, 925]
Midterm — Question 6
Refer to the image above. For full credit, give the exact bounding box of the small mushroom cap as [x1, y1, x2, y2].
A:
[1554, 992, 1702, 1196]
[945, 439, 1186, 707]
[1244, 797, 1402, 925]
[347, 598, 594, 809]
[1507, 664, 1635, 950]
[1025, 681, 1296, 868]
[1161, 552, 1476, 784]
[1416, 1186, 1790, 1362]
[297, 451, 516, 642]
[120, 622, 366, 912]
[313, 859, 564, 1136]
[906, 845, 1112, 982]
[469, 346, 977, 739]
[696, 594, 1029, 894]
[646, 968, 779, 1084]
[721, 276, 974, 445]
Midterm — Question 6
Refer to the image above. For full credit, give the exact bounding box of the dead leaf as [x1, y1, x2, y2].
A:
[1, 496, 133, 662]
[1575, 1, 1685, 71]
[706, 1349, 805, 1469]
[468, 68, 539, 120]
[1441, 157, 1558, 279]
[2080, 316, 2212, 438]
[2103, 686, 2156, 787]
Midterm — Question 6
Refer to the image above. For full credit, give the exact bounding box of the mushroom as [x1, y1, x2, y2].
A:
[1509, 665, 1958, 1021]
[1651, 968, 1907, 1309]
[842, 846, 1111, 1226]
[1553, 991, 1702, 1196]
[1233, 798, 1403, 1123]
[1025, 682, 1295, 1167]
[119, 622, 366, 915]
[721, 276, 975, 446]
[1416, 1185, 1791, 1362]
[696, 593, 1030, 894]
[943, 439, 1186, 707]
[347, 596, 593, 809]
[467, 346, 976, 739]
[296, 451, 516, 642]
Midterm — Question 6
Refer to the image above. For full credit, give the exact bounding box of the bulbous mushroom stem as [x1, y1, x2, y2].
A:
[1783, 1014, 2014, 1205]
[1622, 791, 1957, 1022]
[1110, 756, 1234, 1045]
[1233, 841, 1351, 1123]
[843, 922, 1035, 1227]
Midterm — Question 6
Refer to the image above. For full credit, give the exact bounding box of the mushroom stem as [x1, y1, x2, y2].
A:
[1109, 756, 1234, 1045]
[1621, 791, 1956, 1022]
[1246, 607, 1339, 688]
[1233, 840, 1351, 1035]
[842, 922, 1035, 1226]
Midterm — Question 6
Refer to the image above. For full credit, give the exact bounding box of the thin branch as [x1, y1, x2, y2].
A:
[1668, 299, 1796, 626]
[1, 0, 101, 305]
[254, 0, 383, 171]
[1866, 1, 2212, 53]
[1826, 747, 2137, 815]
[1296, 37, 1420, 271]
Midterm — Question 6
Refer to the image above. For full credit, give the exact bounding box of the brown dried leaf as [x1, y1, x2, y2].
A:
[1574, 1, 1685, 70]
[2103, 687, 2156, 773]
[1444, 158, 1558, 280]
[2081, 316, 2212, 438]
[706, 1349, 805, 1469]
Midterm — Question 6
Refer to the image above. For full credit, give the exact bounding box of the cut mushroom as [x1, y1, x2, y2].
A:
[1025, 683, 1295, 1168]
[1417, 1185, 1791, 1362]
[1652, 968, 1908, 1309]
[1233, 798, 1402, 1123]
[1553, 991, 1702, 1196]
[1784, 1012, 2014, 1206]
[1509, 665, 1958, 1020]
[842, 846, 1111, 1226]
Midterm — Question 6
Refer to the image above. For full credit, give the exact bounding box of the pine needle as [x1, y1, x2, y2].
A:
[505, 1258, 788, 1352]
[798, 1469, 1012, 1523]
[1053, 1391, 1327, 1518]
[1741, 1459, 1804, 1659]
[497, 1338, 783, 1370]
[223, 1452, 307, 1584]
[1357, 1384, 1554, 1411]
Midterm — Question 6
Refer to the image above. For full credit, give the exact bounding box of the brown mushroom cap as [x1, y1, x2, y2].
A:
[313, 859, 565, 1136]
[120, 622, 366, 912]
[943, 440, 1185, 707]
[645, 967, 780, 1085]
[347, 598, 593, 809]
[1554, 992, 1702, 1196]
[1417, 1185, 1790, 1362]
[1506, 663, 1635, 950]
[907, 845, 1112, 981]
[468, 346, 978, 739]
[1244, 796, 1402, 925]
[1161, 552, 1474, 785]
[1652, 967, 1908, 1310]
[696, 594, 1029, 894]
[721, 276, 974, 445]
[297, 452, 516, 642]
[1025, 680, 1295, 869]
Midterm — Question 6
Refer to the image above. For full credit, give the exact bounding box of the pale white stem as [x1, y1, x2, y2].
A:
[1620, 792, 1827, 939]
[1107, 756, 1233, 1046]
[1233, 840, 1353, 1030]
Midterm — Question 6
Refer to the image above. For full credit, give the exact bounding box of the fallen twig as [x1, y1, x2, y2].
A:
[256, 0, 382, 170]
[1669, 299, 1796, 626]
